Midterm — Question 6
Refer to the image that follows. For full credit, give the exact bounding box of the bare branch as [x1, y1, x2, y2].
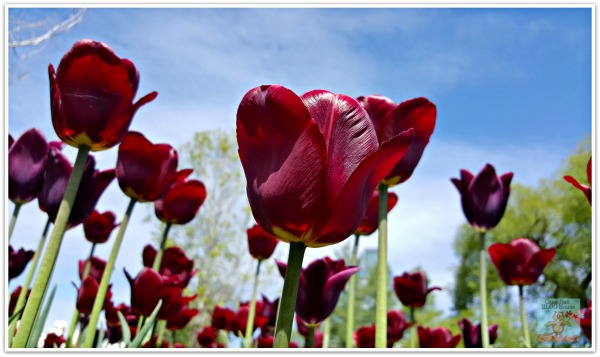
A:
[8, 8, 86, 48]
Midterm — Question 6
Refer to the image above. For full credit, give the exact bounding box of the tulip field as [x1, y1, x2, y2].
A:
[6, 7, 593, 350]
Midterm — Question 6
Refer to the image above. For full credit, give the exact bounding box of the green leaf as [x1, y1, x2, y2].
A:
[96, 326, 105, 348]
[117, 310, 131, 345]
[26, 285, 57, 348]
[8, 306, 24, 326]
[127, 300, 162, 348]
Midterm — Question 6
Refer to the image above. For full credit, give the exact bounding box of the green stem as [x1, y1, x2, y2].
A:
[375, 183, 388, 348]
[306, 325, 315, 348]
[8, 219, 51, 347]
[479, 231, 490, 348]
[322, 317, 330, 348]
[155, 320, 166, 346]
[8, 202, 22, 241]
[410, 307, 417, 348]
[244, 260, 261, 347]
[152, 223, 172, 271]
[66, 243, 96, 347]
[274, 241, 306, 347]
[83, 197, 137, 347]
[345, 234, 360, 348]
[519, 285, 531, 348]
[12, 146, 90, 348]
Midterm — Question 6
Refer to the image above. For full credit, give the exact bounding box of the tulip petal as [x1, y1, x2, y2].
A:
[357, 94, 397, 137]
[160, 179, 207, 224]
[320, 266, 360, 321]
[587, 156, 592, 187]
[237, 85, 327, 241]
[527, 247, 556, 282]
[9, 128, 49, 203]
[295, 259, 332, 324]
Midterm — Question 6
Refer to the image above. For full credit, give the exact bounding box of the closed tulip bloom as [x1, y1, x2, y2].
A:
[564, 156, 592, 205]
[488, 238, 556, 286]
[355, 190, 399, 236]
[276, 257, 359, 325]
[260, 295, 279, 335]
[387, 309, 409, 347]
[8, 128, 52, 204]
[393, 271, 441, 308]
[43, 332, 66, 348]
[116, 131, 178, 202]
[451, 164, 513, 232]
[211, 305, 235, 331]
[358, 95, 437, 186]
[237, 85, 414, 248]
[167, 307, 200, 331]
[354, 324, 376, 348]
[257, 335, 275, 348]
[142, 244, 197, 287]
[124, 267, 187, 318]
[9, 245, 35, 280]
[83, 210, 119, 244]
[48, 39, 158, 151]
[247, 224, 279, 261]
[581, 300, 592, 342]
[230, 305, 269, 337]
[79, 256, 107, 282]
[457, 318, 498, 348]
[197, 326, 218, 348]
[418, 326, 461, 348]
[39, 147, 115, 228]
[154, 169, 207, 224]
[76, 276, 112, 315]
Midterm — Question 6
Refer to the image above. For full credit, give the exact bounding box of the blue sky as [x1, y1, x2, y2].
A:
[7, 7, 592, 338]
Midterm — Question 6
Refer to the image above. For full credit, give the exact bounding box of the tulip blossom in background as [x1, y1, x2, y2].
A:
[211, 305, 235, 332]
[229, 304, 269, 339]
[354, 324, 376, 348]
[8, 246, 35, 280]
[564, 156, 592, 205]
[78, 257, 107, 282]
[166, 306, 200, 331]
[387, 310, 409, 348]
[43, 333, 66, 348]
[9, 286, 31, 316]
[451, 163, 513, 348]
[488, 237, 556, 348]
[458, 317, 498, 348]
[75, 276, 113, 315]
[581, 301, 592, 343]
[197, 326, 219, 348]
[154, 169, 207, 225]
[259, 295, 279, 338]
[237, 84, 414, 347]
[104, 302, 139, 344]
[417, 326, 461, 348]
[142, 245, 197, 287]
[295, 315, 324, 348]
[83, 210, 119, 244]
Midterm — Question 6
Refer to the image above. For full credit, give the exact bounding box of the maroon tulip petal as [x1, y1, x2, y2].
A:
[8, 134, 14, 149]
[587, 157, 592, 187]
[355, 191, 398, 236]
[527, 247, 557, 282]
[564, 175, 592, 205]
[83, 210, 118, 244]
[354, 324, 376, 348]
[159, 179, 207, 224]
[489, 238, 555, 286]
[9, 128, 49, 203]
[69, 167, 115, 228]
[319, 266, 360, 321]
[488, 242, 522, 285]
[296, 259, 332, 324]
[79, 256, 107, 282]
[247, 224, 279, 260]
[166, 307, 199, 330]
[197, 326, 218, 347]
[489, 324, 499, 345]
[357, 95, 397, 136]
[237, 85, 328, 241]
[77, 276, 100, 315]
[142, 244, 157, 268]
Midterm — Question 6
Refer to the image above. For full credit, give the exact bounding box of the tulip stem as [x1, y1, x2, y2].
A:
[12, 145, 90, 348]
[409, 307, 417, 348]
[519, 285, 531, 348]
[152, 223, 172, 271]
[8, 203, 22, 241]
[274, 241, 306, 347]
[323, 317, 330, 348]
[479, 231, 490, 348]
[155, 320, 167, 347]
[8, 219, 51, 347]
[375, 183, 389, 348]
[83, 197, 137, 348]
[244, 260, 262, 348]
[306, 325, 315, 348]
[345, 234, 360, 348]
[66, 243, 96, 347]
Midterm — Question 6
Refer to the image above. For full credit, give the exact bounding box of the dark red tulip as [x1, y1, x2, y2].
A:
[355, 190, 399, 236]
[387, 309, 409, 347]
[8, 245, 35, 280]
[581, 300, 592, 342]
[76, 276, 112, 315]
[141, 336, 170, 348]
[564, 156, 592, 205]
[83, 210, 119, 244]
[79, 256, 106, 282]
[393, 271, 441, 308]
[211, 305, 235, 331]
[488, 238, 556, 286]
[418, 326, 461, 348]
[277, 257, 359, 324]
[104, 302, 138, 343]
[451, 164, 513, 232]
[237, 85, 414, 248]
[155, 169, 207, 225]
[124, 267, 191, 319]
[167, 307, 200, 331]
[43, 332, 66, 348]
[9, 134, 14, 149]
[247, 224, 279, 261]
[197, 326, 218, 348]
[49, 39, 158, 151]
[9, 286, 31, 316]
[354, 324, 376, 348]
[230, 305, 269, 338]
[116, 131, 178, 202]
[259, 295, 279, 336]
[358, 95, 437, 186]
[457, 317, 498, 348]
[8, 128, 51, 204]
[257, 335, 274, 348]
[39, 147, 115, 228]
[142, 244, 197, 287]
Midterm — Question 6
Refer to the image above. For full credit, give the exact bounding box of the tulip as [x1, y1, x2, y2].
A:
[489, 238, 556, 348]
[256, 336, 298, 348]
[43, 332, 66, 348]
[75, 276, 112, 315]
[197, 326, 219, 348]
[141, 336, 170, 348]
[142, 245, 196, 287]
[211, 305, 235, 331]
[564, 156, 592, 205]
[230, 305, 269, 339]
[387, 310, 409, 347]
[154, 169, 207, 225]
[8, 246, 35, 280]
[581, 300, 592, 343]
[457, 318, 498, 348]
[49, 39, 157, 151]
[104, 303, 138, 344]
[78, 256, 107, 282]
[9, 286, 30, 317]
[417, 326, 461, 348]
[259, 295, 279, 337]
[247, 224, 279, 261]
[354, 324, 376, 348]
[166, 307, 200, 331]
[83, 210, 119, 244]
